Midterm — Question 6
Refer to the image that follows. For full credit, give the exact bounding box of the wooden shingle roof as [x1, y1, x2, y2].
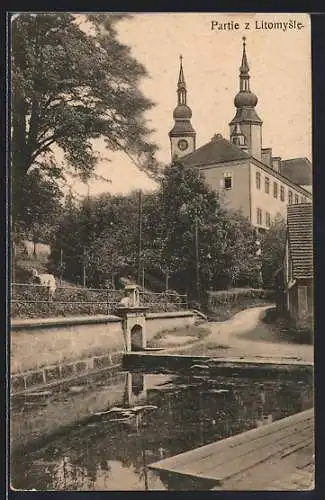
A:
[287, 203, 313, 279]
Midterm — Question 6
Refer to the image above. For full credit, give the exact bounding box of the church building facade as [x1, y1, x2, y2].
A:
[169, 39, 312, 231]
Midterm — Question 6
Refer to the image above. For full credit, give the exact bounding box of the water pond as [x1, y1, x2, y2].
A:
[11, 369, 313, 491]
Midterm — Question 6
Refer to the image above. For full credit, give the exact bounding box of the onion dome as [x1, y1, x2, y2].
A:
[169, 55, 196, 138]
[173, 103, 192, 120]
[234, 90, 258, 108]
[229, 37, 262, 126]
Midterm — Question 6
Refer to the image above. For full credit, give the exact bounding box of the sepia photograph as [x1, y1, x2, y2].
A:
[10, 12, 314, 491]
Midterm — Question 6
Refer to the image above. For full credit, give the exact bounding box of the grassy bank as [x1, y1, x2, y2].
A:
[206, 288, 275, 322]
[263, 307, 313, 345]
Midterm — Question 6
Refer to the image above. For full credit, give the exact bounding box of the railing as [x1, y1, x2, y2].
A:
[10, 283, 188, 319]
[138, 290, 188, 312]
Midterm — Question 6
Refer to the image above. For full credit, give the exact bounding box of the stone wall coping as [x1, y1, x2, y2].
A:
[146, 310, 194, 320]
[11, 314, 122, 330]
[114, 306, 149, 315]
[11, 310, 194, 330]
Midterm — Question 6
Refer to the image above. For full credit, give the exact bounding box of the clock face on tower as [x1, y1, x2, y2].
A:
[177, 139, 189, 151]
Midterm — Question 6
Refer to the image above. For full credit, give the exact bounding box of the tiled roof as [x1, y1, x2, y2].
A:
[280, 158, 312, 186]
[287, 203, 313, 279]
[181, 135, 249, 167]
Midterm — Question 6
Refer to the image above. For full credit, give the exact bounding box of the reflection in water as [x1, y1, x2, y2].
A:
[11, 370, 313, 491]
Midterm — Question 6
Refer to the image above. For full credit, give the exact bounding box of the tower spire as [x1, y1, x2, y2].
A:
[169, 55, 196, 160]
[240, 37, 249, 73]
[239, 36, 250, 92]
[229, 37, 262, 160]
[177, 54, 187, 105]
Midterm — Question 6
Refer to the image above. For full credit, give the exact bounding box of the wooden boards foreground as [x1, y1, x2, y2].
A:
[148, 408, 314, 490]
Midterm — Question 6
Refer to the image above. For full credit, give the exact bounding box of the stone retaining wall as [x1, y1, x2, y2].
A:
[146, 311, 195, 340]
[10, 311, 195, 393]
[11, 315, 123, 375]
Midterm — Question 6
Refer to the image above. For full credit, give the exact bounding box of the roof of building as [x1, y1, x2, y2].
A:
[280, 158, 312, 186]
[169, 120, 196, 137]
[229, 106, 262, 125]
[287, 203, 313, 280]
[178, 135, 312, 197]
[181, 134, 249, 167]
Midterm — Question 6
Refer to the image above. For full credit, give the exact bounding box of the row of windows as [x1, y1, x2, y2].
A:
[255, 171, 307, 204]
[256, 208, 272, 228]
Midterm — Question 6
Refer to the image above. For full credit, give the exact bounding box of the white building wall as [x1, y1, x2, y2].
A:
[249, 162, 312, 228]
[239, 122, 262, 161]
[199, 160, 251, 219]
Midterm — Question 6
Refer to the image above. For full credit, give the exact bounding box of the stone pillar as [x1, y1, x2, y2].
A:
[115, 284, 148, 352]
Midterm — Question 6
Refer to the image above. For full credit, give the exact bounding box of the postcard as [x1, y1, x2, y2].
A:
[10, 12, 313, 491]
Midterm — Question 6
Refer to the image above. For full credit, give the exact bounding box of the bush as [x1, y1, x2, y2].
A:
[11, 284, 188, 319]
[11, 284, 124, 319]
[207, 288, 275, 308]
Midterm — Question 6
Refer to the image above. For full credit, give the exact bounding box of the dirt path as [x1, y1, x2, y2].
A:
[162, 305, 314, 364]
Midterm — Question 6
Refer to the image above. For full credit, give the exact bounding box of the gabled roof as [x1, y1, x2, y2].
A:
[280, 158, 312, 186]
[287, 203, 313, 280]
[181, 134, 249, 167]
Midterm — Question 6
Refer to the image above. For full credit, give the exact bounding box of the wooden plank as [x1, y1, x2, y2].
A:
[149, 408, 314, 473]
[182, 427, 313, 479]
[178, 432, 312, 482]
[221, 441, 314, 490]
[267, 469, 314, 491]
[149, 409, 314, 487]
[170, 418, 313, 477]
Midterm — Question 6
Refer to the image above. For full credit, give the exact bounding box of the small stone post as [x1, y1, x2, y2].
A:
[115, 284, 148, 352]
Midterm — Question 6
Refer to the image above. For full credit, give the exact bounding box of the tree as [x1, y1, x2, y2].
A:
[83, 193, 140, 286]
[50, 163, 260, 294]
[198, 209, 259, 290]
[15, 167, 63, 255]
[261, 214, 287, 289]
[11, 13, 156, 225]
[50, 191, 140, 286]
[142, 162, 259, 297]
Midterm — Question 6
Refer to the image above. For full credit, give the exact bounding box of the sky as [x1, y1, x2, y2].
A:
[68, 12, 311, 198]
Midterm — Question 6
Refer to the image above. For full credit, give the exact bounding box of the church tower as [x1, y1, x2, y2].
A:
[169, 55, 196, 160]
[229, 38, 262, 160]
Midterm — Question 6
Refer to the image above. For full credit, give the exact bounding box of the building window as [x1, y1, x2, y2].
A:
[288, 190, 293, 204]
[265, 177, 270, 194]
[257, 208, 263, 225]
[224, 172, 232, 190]
[280, 186, 285, 201]
[294, 194, 299, 204]
[266, 212, 271, 228]
[273, 181, 278, 198]
[256, 171, 261, 189]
